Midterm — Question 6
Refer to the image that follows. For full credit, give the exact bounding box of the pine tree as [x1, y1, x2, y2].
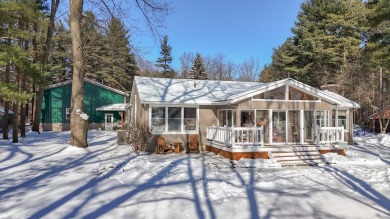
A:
[155, 35, 175, 78]
[263, 0, 366, 88]
[189, 53, 208, 80]
[96, 17, 137, 92]
[49, 21, 72, 83]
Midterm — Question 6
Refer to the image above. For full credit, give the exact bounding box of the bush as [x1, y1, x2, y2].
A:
[127, 122, 152, 154]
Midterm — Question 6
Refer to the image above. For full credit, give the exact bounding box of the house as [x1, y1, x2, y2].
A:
[130, 76, 360, 162]
[41, 79, 129, 131]
[369, 107, 390, 133]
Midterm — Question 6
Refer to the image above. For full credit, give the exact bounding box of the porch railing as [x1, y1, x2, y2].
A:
[206, 126, 264, 148]
[316, 126, 344, 145]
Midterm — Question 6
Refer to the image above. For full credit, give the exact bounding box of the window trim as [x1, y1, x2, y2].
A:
[149, 105, 199, 134]
[218, 109, 236, 127]
[65, 108, 71, 123]
[332, 109, 349, 132]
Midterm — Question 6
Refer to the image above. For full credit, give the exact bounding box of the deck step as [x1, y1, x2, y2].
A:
[268, 145, 325, 166]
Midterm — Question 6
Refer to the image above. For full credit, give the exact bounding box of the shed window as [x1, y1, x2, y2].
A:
[65, 108, 71, 122]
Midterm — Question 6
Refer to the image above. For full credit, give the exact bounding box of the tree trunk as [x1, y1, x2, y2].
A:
[12, 102, 19, 143]
[20, 75, 26, 138]
[69, 0, 88, 147]
[2, 62, 10, 140]
[32, 0, 60, 133]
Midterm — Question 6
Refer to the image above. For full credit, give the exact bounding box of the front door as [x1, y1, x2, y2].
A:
[105, 113, 114, 131]
[288, 110, 300, 144]
[304, 111, 314, 142]
[272, 111, 286, 143]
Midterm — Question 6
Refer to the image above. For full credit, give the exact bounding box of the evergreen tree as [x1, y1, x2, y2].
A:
[155, 35, 175, 78]
[82, 11, 105, 83]
[189, 53, 208, 80]
[49, 21, 72, 83]
[262, 0, 366, 88]
[97, 17, 138, 92]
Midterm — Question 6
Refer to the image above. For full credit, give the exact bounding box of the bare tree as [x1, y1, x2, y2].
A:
[237, 57, 260, 82]
[179, 52, 195, 78]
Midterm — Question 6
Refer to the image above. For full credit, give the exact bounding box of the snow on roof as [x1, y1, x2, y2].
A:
[322, 90, 360, 108]
[0, 107, 13, 114]
[96, 103, 130, 111]
[134, 76, 360, 108]
[134, 76, 265, 105]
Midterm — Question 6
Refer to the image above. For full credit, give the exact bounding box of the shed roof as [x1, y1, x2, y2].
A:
[134, 76, 360, 108]
[368, 107, 390, 119]
[96, 103, 130, 111]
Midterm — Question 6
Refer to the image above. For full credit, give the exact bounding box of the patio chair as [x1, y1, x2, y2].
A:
[186, 134, 200, 154]
[155, 136, 174, 155]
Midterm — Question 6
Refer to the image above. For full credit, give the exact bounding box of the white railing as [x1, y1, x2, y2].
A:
[316, 126, 344, 145]
[206, 126, 264, 148]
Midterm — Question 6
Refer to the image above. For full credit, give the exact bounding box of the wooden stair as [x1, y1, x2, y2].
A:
[268, 145, 325, 166]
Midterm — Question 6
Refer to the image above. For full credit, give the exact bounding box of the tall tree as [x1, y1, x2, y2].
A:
[32, 0, 61, 133]
[364, 0, 390, 133]
[95, 16, 138, 92]
[155, 35, 174, 78]
[189, 53, 208, 80]
[69, 0, 88, 147]
[262, 0, 366, 89]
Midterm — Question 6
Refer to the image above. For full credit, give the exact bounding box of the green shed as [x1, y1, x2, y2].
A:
[41, 79, 129, 131]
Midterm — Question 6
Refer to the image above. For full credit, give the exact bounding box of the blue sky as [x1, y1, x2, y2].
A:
[134, 0, 304, 70]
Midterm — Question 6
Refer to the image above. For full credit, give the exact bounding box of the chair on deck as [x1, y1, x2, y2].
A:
[186, 134, 200, 154]
[155, 136, 174, 155]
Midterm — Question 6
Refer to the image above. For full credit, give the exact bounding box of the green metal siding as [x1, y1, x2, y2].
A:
[41, 81, 125, 124]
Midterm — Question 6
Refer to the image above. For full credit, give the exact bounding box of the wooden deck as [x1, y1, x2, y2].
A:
[206, 143, 346, 166]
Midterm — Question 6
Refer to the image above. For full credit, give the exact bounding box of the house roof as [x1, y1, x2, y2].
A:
[134, 76, 360, 108]
[44, 79, 128, 96]
[96, 103, 130, 111]
[368, 107, 390, 119]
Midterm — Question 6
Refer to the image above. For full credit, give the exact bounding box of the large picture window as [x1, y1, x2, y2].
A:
[150, 106, 198, 133]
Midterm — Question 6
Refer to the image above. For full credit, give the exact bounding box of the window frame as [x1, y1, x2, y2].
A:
[218, 109, 236, 127]
[332, 109, 348, 131]
[65, 108, 71, 123]
[149, 105, 199, 134]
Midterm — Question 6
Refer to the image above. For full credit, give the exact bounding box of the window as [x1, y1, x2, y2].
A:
[65, 108, 71, 122]
[151, 107, 166, 132]
[168, 107, 181, 131]
[253, 86, 286, 100]
[332, 110, 347, 130]
[184, 108, 197, 130]
[218, 109, 235, 127]
[151, 106, 197, 133]
[316, 111, 328, 127]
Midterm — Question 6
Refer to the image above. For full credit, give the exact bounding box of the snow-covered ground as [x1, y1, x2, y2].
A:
[0, 129, 389, 219]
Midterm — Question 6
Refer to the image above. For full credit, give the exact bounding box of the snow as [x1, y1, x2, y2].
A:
[76, 109, 89, 120]
[0, 129, 389, 218]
